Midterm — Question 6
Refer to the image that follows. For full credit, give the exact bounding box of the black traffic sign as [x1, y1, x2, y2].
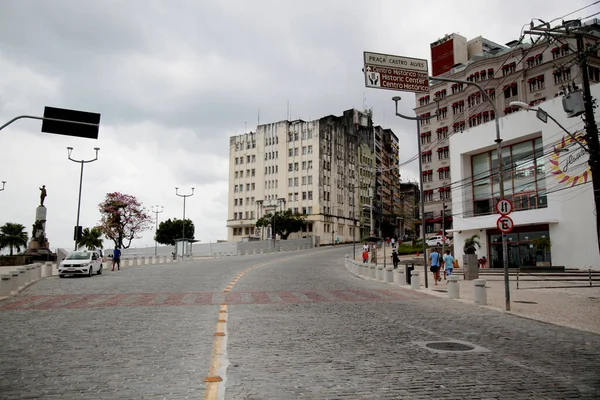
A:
[42, 106, 101, 139]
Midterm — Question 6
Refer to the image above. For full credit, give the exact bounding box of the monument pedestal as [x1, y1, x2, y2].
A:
[26, 205, 52, 256]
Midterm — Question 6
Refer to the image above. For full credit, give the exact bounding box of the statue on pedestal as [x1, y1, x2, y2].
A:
[26, 186, 51, 255]
[39, 185, 47, 206]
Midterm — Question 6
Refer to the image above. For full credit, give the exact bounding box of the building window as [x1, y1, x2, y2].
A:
[589, 66, 600, 82]
[308, 175, 313, 184]
[421, 151, 432, 164]
[420, 131, 431, 144]
[438, 167, 450, 180]
[503, 83, 518, 98]
[437, 146, 449, 160]
[437, 107, 448, 120]
[419, 112, 431, 126]
[528, 75, 545, 92]
[471, 138, 546, 216]
[294, 177, 298, 186]
[560, 44, 570, 57]
[308, 160, 313, 169]
[308, 191, 313, 200]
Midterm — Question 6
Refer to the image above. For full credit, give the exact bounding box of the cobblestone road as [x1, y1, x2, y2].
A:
[1, 246, 599, 399]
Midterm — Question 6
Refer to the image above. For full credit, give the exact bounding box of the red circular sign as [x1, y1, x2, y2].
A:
[496, 198, 513, 216]
[496, 215, 514, 233]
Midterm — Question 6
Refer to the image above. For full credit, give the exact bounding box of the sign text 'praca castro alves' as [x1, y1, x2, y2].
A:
[363, 51, 430, 94]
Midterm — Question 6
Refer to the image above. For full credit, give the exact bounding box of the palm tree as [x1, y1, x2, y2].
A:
[0, 223, 28, 256]
[77, 227, 104, 250]
[463, 234, 481, 254]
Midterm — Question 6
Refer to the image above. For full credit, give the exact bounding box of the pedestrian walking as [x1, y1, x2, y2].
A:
[391, 248, 399, 269]
[362, 249, 369, 264]
[363, 242, 369, 252]
[429, 248, 441, 285]
[443, 250, 454, 281]
[112, 248, 121, 271]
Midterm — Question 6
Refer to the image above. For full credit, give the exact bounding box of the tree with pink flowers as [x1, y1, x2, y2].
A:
[98, 192, 153, 249]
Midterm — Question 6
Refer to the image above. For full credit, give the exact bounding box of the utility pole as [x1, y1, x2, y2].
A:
[151, 205, 164, 256]
[442, 201, 446, 255]
[525, 20, 600, 256]
[577, 34, 600, 255]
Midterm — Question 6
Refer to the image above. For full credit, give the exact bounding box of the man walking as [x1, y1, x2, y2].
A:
[429, 248, 441, 285]
[112, 247, 121, 271]
[443, 250, 454, 281]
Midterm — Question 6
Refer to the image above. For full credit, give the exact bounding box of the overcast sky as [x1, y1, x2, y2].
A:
[0, 0, 595, 251]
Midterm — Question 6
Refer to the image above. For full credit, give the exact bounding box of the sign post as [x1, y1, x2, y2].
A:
[363, 50, 430, 287]
[496, 198, 513, 309]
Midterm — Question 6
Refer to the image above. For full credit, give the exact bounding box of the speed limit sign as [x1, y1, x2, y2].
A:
[496, 198, 513, 215]
[496, 215, 514, 233]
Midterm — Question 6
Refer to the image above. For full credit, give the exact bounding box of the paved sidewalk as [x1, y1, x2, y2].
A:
[351, 250, 600, 335]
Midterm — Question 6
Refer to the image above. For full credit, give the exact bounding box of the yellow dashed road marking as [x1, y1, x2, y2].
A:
[203, 254, 302, 399]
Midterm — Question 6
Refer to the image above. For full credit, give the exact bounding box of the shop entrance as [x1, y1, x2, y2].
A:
[488, 224, 550, 268]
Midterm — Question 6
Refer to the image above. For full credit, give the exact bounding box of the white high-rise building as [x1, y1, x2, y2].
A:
[227, 109, 400, 244]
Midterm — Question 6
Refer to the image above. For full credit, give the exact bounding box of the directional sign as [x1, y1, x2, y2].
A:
[496, 215, 514, 234]
[363, 51, 429, 93]
[42, 106, 101, 139]
[496, 198, 513, 216]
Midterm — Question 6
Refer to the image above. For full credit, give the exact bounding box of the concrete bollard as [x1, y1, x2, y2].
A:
[447, 275, 460, 299]
[369, 264, 376, 279]
[473, 279, 487, 305]
[0, 275, 12, 297]
[9, 271, 20, 293]
[34, 264, 42, 280]
[166, 256, 171, 264]
[42, 263, 53, 277]
[393, 268, 402, 284]
[43, 262, 53, 277]
[385, 267, 394, 283]
[16, 268, 27, 287]
[411, 270, 421, 290]
[377, 265, 384, 281]
[25, 265, 35, 284]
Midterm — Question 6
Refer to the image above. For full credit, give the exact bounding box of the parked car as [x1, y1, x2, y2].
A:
[58, 250, 103, 278]
[425, 235, 450, 247]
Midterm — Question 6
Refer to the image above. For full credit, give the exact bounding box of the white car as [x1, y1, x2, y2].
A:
[425, 235, 450, 247]
[58, 250, 103, 278]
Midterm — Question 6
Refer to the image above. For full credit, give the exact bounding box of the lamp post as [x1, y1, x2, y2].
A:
[151, 205, 164, 256]
[509, 101, 589, 153]
[392, 96, 439, 288]
[175, 187, 194, 259]
[423, 75, 511, 310]
[0, 181, 5, 192]
[67, 147, 100, 251]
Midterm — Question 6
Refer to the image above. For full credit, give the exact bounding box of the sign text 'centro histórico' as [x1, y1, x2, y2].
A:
[363, 51, 429, 93]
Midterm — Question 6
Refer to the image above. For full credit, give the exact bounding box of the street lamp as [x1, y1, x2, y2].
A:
[509, 101, 588, 153]
[175, 187, 194, 259]
[67, 147, 100, 251]
[0, 181, 5, 192]
[392, 96, 439, 288]
[426, 76, 512, 310]
[151, 205, 164, 256]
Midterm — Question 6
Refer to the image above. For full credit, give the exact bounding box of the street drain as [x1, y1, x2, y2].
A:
[413, 340, 490, 354]
[433, 289, 447, 293]
[514, 300, 538, 304]
[426, 342, 474, 351]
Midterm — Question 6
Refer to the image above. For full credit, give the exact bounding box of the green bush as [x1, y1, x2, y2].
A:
[396, 244, 421, 255]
